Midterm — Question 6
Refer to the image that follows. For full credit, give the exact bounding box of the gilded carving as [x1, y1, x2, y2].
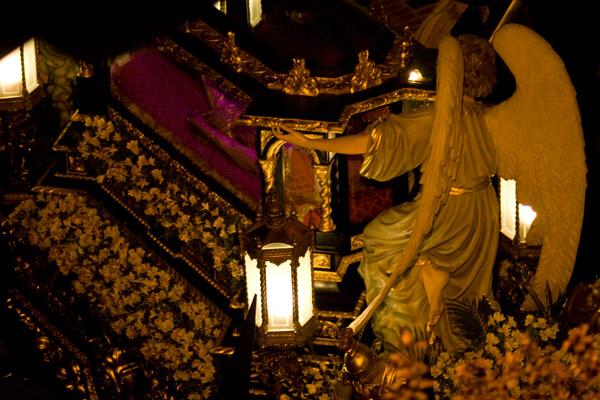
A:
[400, 26, 413, 69]
[156, 36, 251, 104]
[182, 19, 423, 95]
[259, 159, 277, 196]
[282, 58, 319, 96]
[351, 234, 365, 250]
[351, 50, 382, 93]
[221, 32, 243, 73]
[237, 88, 434, 134]
[313, 164, 336, 232]
[312, 252, 331, 269]
[6, 292, 100, 400]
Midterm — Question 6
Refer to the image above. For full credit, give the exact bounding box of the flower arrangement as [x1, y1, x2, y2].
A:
[263, 353, 342, 400]
[431, 309, 600, 399]
[73, 114, 247, 300]
[8, 193, 229, 399]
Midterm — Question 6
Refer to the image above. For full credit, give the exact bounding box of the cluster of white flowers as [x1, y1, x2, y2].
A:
[76, 115, 246, 300]
[9, 194, 228, 400]
[430, 309, 599, 400]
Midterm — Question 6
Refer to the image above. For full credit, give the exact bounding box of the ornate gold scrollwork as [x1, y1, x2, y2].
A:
[313, 164, 336, 232]
[259, 159, 277, 194]
[102, 348, 142, 397]
[283, 58, 319, 97]
[312, 252, 331, 269]
[351, 234, 365, 251]
[221, 32, 243, 73]
[351, 50, 382, 93]
[184, 20, 424, 95]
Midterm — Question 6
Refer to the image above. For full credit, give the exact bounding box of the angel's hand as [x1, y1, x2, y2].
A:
[272, 125, 311, 147]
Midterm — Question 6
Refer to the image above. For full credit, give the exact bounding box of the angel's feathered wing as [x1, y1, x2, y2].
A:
[485, 23, 586, 307]
[349, 36, 464, 334]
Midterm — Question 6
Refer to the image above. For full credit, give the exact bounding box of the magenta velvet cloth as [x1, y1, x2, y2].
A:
[111, 48, 261, 204]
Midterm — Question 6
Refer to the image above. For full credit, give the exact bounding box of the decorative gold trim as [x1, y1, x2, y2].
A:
[400, 26, 414, 69]
[337, 251, 363, 278]
[109, 91, 258, 211]
[259, 159, 277, 194]
[313, 251, 363, 283]
[238, 88, 435, 134]
[313, 164, 336, 232]
[52, 111, 77, 152]
[312, 252, 330, 269]
[157, 34, 434, 133]
[282, 58, 319, 96]
[183, 20, 418, 95]
[350, 50, 382, 94]
[313, 271, 340, 283]
[108, 107, 256, 217]
[221, 32, 243, 73]
[350, 234, 364, 251]
[6, 290, 100, 400]
[156, 36, 251, 104]
[32, 185, 88, 196]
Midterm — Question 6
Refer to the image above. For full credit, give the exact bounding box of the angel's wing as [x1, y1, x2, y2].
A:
[349, 35, 464, 334]
[485, 23, 586, 307]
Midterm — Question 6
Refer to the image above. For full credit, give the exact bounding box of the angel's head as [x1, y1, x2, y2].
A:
[457, 34, 497, 98]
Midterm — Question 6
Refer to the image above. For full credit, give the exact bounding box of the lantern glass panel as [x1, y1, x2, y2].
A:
[0, 47, 23, 98]
[23, 38, 39, 93]
[297, 249, 313, 326]
[248, 0, 262, 27]
[265, 259, 294, 331]
[500, 178, 517, 240]
[244, 253, 263, 327]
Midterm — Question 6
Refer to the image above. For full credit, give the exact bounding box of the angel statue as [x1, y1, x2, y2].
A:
[273, 23, 586, 353]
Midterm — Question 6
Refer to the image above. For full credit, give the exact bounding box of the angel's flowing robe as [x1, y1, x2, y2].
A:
[358, 102, 498, 351]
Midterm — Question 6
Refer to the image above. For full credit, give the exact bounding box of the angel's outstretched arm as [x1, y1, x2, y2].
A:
[272, 125, 369, 155]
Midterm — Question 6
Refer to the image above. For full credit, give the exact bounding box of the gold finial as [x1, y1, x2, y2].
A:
[283, 58, 319, 96]
[400, 26, 413, 69]
[351, 50, 383, 93]
[221, 31, 243, 73]
[264, 190, 285, 227]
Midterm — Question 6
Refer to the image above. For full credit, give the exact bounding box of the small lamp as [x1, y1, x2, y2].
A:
[242, 191, 317, 348]
[0, 38, 43, 112]
[499, 178, 538, 246]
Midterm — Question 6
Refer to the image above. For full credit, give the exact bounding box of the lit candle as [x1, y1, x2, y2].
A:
[518, 204, 537, 243]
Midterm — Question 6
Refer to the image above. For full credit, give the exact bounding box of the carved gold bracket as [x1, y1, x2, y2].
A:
[313, 251, 364, 283]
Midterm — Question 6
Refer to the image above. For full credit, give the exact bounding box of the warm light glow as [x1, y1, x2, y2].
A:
[297, 249, 313, 326]
[23, 38, 39, 93]
[0, 47, 23, 98]
[244, 253, 263, 327]
[500, 178, 517, 240]
[500, 178, 537, 243]
[408, 69, 424, 82]
[518, 204, 537, 243]
[265, 259, 294, 331]
[0, 38, 38, 99]
[248, 0, 262, 27]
